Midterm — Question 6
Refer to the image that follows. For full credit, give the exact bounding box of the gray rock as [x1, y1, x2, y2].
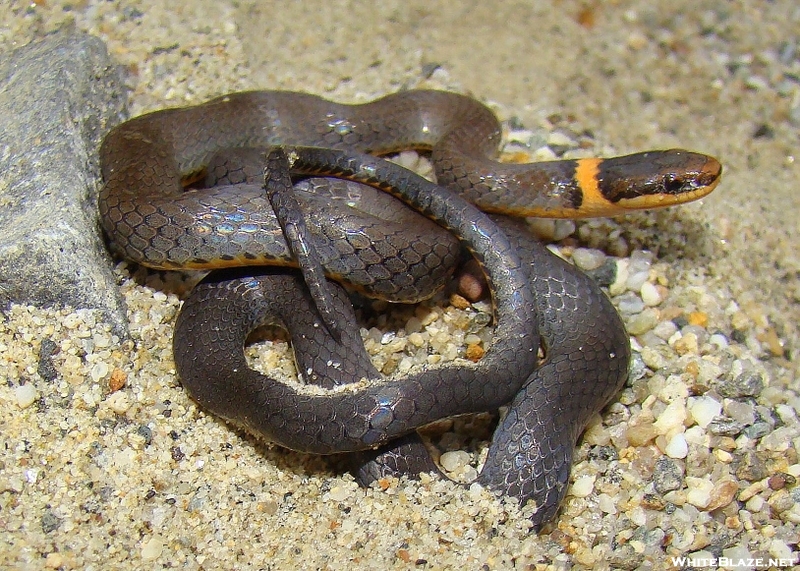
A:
[652, 456, 684, 494]
[0, 30, 128, 335]
[733, 450, 769, 482]
[717, 370, 765, 398]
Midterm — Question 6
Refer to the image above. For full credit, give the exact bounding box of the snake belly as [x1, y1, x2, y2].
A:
[99, 89, 722, 527]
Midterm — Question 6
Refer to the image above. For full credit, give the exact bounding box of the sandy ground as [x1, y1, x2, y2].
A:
[1, 1, 798, 569]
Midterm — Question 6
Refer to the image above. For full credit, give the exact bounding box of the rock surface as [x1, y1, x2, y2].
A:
[0, 30, 127, 334]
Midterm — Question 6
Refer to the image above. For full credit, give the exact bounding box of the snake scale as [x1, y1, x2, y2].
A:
[99, 89, 721, 527]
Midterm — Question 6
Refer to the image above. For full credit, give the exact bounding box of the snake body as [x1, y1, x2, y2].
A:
[98, 90, 721, 527]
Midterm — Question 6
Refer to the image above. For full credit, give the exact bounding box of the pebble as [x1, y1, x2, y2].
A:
[654, 400, 687, 435]
[626, 308, 660, 336]
[616, 292, 646, 315]
[570, 475, 595, 498]
[673, 332, 699, 355]
[89, 361, 110, 382]
[546, 131, 576, 148]
[769, 538, 794, 561]
[14, 382, 38, 408]
[724, 400, 756, 425]
[640, 281, 662, 306]
[640, 346, 668, 370]
[688, 396, 722, 428]
[327, 484, 353, 502]
[625, 251, 653, 291]
[584, 258, 617, 287]
[721, 546, 753, 570]
[718, 371, 765, 398]
[141, 536, 164, 560]
[709, 333, 730, 349]
[685, 477, 714, 508]
[735, 451, 769, 482]
[664, 433, 689, 459]
[105, 391, 131, 414]
[526, 218, 576, 241]
[706, 479, 738, 511]
[653, 457, 684, 493]
[609, 258, 629, 296]
[768, 473, 793, 490]
[440, 450, 470, 473]
[707, 417, 745, 437]
[744, 421, 773, 439]
[571, 247, 606, 271]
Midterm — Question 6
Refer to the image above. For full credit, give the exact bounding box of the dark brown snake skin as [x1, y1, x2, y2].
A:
[99, 90, 721, 528]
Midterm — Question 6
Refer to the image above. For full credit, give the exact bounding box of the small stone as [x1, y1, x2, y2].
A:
[136, 425, 153, 446]
[724, 400, 756, 425]
[627, 308, 660, 336]
[738, 480, 766, 502]
[90, 361, 110, 383]
[709, 333, 729, 349]
[571, 248, 606, 271]
[45, 552, 64, 569]
[570, 475, 595, 498]
[439, 450, 470, 473]
[15, 384, 38, 408]
[606, 543, 644, 570]
[609, 258, 629, 296]
[707, 417, 744, 437]
[745, 495, 765, 512]
[688, 396, 722, 428]
[714, 449, 733, 463]
[734, 450, 768, 482]
[743, 421, 771, 439]
[706, 479, 739, 511]
[585, 258, 617, 287]
[106, 391, 131, 415]
[626, 270, 650, 292]
[760, 326, 785, 357]
[652, 320, 678, 340]
[640, 282, 662, 307]
[717, 371, 764, 398]
[664, 433, 688, 459]
[547, 131, 576, 147]
[653, 400, 687, 435]
[597, 493, 618, 514]
[449, 293, 471, 310]
[327, 484, 352, 502]
[617, 292, 646, 315]
[141, 536, 163, 560]
[641, 493, 666, 510]
[527, 218, 575, 241]
[109, 368, 127, 392]
[687, 311, 708, 328]
[627, 423, 658, 446]
[673, 332, 699, 355]
[465, 343, 484, 362]
[640, 346, 667, 370]
[721, 546, 752, 568]
[37, 338, 59, 381]
[769, 538, 794, 561]
[41, 509, 61, 533]
[768, 473, 795, 490]
[768, 489, 795, 513]
[685, 477, 713, 508]
[653, 457, 683, 493]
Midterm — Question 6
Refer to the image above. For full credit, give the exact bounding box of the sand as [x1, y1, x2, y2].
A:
[1, 1, 798, 569]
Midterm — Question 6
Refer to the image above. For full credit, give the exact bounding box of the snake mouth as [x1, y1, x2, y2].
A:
[615, 174, 721, 211]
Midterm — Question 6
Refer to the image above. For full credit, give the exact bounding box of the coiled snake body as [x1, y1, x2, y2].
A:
[99, 90, 721, 527]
